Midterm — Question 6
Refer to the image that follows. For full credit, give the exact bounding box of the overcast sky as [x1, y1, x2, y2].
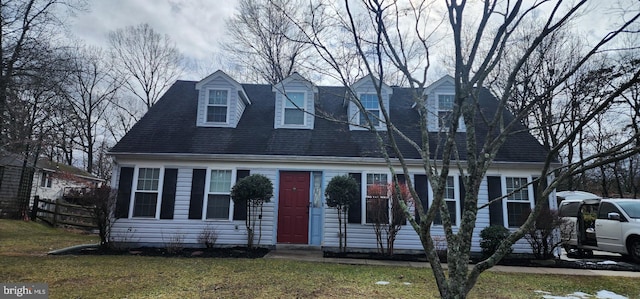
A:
[69, 0, 238, 79]
[67, 0, 631, 83]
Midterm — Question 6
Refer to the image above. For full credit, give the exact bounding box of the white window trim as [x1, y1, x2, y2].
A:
[361, 171, 391, 225]
[428, 175, 461, 227]
[357, 92, 384, 129]
[202, 168, 236, 221]
[206, 88, 231, 124]
[281, 90, 307, 127]
[129, 166, 165, 219]
[501, 176, 534, 228]
[435, 93, 455, 131]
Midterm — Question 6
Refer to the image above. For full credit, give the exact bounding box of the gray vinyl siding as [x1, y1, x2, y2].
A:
[110, 159, 547, 253]
[173, 168, 192, 219]
[273, 80, 315, 129]
[111, 166, 277, 248]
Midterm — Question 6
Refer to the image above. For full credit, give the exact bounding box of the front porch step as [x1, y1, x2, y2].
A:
[275, 244, 321, 251]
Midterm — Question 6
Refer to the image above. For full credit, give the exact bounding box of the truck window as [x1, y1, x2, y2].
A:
[597, 202, 621, 219]
[559, 202, 580, 217]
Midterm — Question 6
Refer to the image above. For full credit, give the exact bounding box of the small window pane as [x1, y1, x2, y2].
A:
[438, 95, 454, 110]
[207, 194, 231, 219]
[284, 108, 304, 125]
[506, 177, 529, 201]
[137, 168, 160, 191]
[207, 106, 227, 122]
[210, 170, 232, 193]
[444, 176, 455, 199]
[133, 192, 158, 217]
[507, 202, 530, 227]
[208, 90, 228, 105]
[285, 92, 305, 108]
[434, 200, 457, 225]
[360, 94, 379, 109]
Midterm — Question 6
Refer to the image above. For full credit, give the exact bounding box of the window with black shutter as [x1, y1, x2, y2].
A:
[348, 173, 362, 223]
[189, 169, 206, 219]
[115, 167, 134, 218]
[160, 169, 178, 219]
[233, 170, 251, 221]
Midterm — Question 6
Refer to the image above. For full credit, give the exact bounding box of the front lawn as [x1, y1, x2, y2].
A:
[0, 220, 637, 298]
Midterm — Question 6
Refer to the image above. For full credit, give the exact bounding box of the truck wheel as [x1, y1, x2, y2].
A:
[628, 238, 640, 263]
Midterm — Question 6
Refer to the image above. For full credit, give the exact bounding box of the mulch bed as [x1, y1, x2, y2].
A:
[73, 246, 270, 259]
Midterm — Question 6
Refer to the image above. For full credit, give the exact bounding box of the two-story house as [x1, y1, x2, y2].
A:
[108, 70, 555, 253]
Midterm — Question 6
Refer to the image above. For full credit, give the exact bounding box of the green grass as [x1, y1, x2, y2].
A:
[1, 219, 638, 298]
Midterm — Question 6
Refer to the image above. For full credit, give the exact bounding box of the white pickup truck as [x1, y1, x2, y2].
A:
[558, 191, 640, 262]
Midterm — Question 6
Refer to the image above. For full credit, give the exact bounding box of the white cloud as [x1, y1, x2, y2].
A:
[69, 0, 238, 60]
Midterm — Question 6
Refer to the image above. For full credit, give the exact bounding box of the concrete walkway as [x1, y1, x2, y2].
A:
[264, 249, 640, 277]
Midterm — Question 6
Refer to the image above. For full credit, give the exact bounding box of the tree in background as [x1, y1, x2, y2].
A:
[63, 45, 121, 174]
[223, 0, 313, 84]
[108, 23, 183, 111]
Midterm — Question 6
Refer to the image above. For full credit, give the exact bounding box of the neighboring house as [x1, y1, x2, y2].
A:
[0, 150, 34, 218]
[108, 71, 556, 253]
[31, 160, 103, 203]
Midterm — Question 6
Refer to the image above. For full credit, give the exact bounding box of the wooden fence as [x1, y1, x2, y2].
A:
[30, 196, 97, 229]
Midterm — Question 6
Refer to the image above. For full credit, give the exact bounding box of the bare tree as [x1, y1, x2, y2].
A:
[276, 1, 640, 298]
[0, 0, 83, 146]
[63, 45, 121, 174]
[108, 23, 183, 110]
[224, 0, 315, 84]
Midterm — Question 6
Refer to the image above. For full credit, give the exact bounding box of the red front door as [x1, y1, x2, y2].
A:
[277, 172, 310, 244]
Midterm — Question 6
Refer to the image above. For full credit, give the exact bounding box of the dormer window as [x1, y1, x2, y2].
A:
[273, 73, 317, 130]
[283, 92, 305, 125]
[207, 89, 229, 123]
[359, 93, 381, 127]
[437, 94, 454, 129]
[348, 75, 391, 131]
[196, 70, 250, 128]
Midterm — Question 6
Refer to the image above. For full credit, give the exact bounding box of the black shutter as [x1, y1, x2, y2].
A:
[233, 170, 251, 221]
[396, 173, 406, 184]
[414, 174, 429, 223]
[115, 167, 134, 219]
[459, 176, 466, 215]
[189, 169, 206, 219]
[348, 173, 362, 224]
[487, 176, 504, 226]
[160, 168, 178, 219]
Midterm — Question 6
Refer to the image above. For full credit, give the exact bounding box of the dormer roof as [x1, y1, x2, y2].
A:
[411, 75, 455, 109]
[350, 74, 392, 94]
[272, 72, 318, 94]
[196, 70, 250, 105]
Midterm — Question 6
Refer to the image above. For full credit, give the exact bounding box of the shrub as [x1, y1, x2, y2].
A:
[325, 175, 359, 252]
[524, 208, 568, 259]
[480, 225, 512, 258]
[198, 225, 219, 249]
[231, 174, 273, 249]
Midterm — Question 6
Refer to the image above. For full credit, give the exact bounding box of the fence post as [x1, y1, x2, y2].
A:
[30, 196, 39, 221]
[52, 200, 60, 227]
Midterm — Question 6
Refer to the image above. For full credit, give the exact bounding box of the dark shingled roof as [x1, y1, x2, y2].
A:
[110, 81, 550, 163]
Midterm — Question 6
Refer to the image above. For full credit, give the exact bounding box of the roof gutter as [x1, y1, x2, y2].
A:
[108, 152, 560, 168]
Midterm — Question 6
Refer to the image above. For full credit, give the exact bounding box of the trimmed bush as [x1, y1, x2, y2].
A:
[480, 225, 512, 258]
